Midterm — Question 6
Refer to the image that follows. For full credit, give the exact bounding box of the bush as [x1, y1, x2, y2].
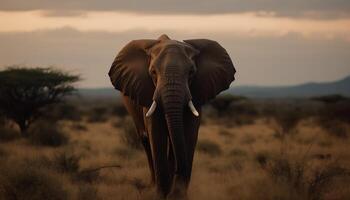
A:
[320, 120, 348, 138]
[207, 95, 258, 126]
[255, 151, 271, 167]
[311, 94, 349, 104]
[77, 184, 99, 200]
[0, 162, 69, 200]
[114, 146, 136, 159]
[218, 129, 233, 138]
[29, 121, 68, 147]
[70, 123, 88, 131]
[53, 151, 80, 174]
[87, 106, 108, 123]
[268, 107, 304, 137]
[52, 151, 101, 183]
[0, 146, 6, 157]
[112, 102, 128, 118]
[229, 148, 247, 157]
[0, 125, 20, 142]
[317, 100, 350, 138]
[120, 117, 141, 150]
[209, 94, 247, 115]
[196, 139, 222, 156]
[0, 114, 5, 125]
[44, 103, 82, 122]
[262, 153, 349, 200]
[240, 134, 256, 145]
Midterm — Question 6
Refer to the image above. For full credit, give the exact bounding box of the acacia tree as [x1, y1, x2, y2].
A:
[0, 67, 79, 137]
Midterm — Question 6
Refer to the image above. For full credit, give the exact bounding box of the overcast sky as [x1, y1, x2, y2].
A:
[0, 0, 349, 88]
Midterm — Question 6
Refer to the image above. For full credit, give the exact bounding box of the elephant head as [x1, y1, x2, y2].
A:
[109, 34, 235, 110]
[108, 34, 235, 188]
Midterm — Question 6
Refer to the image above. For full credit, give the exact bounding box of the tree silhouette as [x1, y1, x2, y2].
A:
[0, 67, 79, 136]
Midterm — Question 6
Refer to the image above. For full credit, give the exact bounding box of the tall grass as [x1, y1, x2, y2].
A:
[196, 139, 222, 156]
[119, 117, 142, 150]
[259, 147, 349, 200]
[0, 160, 69, 200]
[29, 121, 68, 147]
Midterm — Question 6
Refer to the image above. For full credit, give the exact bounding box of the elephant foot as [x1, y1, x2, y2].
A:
[168, 190, 188, 200]
[168, 175, 188, 200]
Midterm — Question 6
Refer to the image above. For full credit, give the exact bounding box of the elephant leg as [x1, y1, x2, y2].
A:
[141, 134, 156, 184]
[183, 108, 201, 188]
[145, 108, 172, 197]
[122, 96, 155, 184]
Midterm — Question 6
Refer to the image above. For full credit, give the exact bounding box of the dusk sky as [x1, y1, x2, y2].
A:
[0, 0, 349, 88]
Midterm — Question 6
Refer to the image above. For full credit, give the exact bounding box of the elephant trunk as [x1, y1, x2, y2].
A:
[161, 83, 190, 184]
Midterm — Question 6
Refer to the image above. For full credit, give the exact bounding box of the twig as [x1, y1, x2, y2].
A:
[79, 164, 122, 174]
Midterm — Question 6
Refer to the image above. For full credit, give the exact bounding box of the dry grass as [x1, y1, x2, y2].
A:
[28, 120, 69, 147]
[119, 116, 142, 150]
[196, 139, 222, 156]
[0, 160, 70, 200]
[0, 124, 20, 142]
[0, 97, 350, 199]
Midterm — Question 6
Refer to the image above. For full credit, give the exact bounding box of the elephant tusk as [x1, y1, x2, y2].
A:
[146, 101, 157, 117]
[188, 100, 199, 117]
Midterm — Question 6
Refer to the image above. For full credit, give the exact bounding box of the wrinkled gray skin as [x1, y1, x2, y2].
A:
[109, 34, 235, 198]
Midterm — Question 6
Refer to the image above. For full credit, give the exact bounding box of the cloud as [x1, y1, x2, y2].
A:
[1, 0, 350, 19]
[40, 10, 87, 18]
[0, 28, 349, 88]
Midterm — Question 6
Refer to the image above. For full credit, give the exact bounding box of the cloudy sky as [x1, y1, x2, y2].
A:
[0, 0, 349, 88]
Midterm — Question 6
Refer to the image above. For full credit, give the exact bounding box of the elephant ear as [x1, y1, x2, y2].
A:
[108, 39, 158, 107]
[184, 39, 236, 105]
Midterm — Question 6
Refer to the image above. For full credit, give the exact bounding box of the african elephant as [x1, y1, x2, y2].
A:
[108, 34, 235, 198]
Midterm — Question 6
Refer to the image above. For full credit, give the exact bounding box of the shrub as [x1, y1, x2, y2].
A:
[87, 106, 108, 123]
[230, 100, 259, 125]
[229, 148, 247, 157]
[52, 151, 80, 174]
[240, 134, 256, 145]
[0, 146, 6, 157]
[196, 139, 222, 156]
[268, 106, 304, 138]
[29, 121, 68, 147]
[120, 117, 141, 150]
[262, 153, 349, 200]
[0, 162, 68, 200]
[114, 146, 136, 159]
[70, 123, 88, 131]
[44, 103, 82, 122]
[218, 129, 233, 138]
[320, 120, 348, 138]
[129, 177, 148, 193]
[0, 114, 5, 125]
[112, 102, 128, 118]
[75, 171, 100, 183]
[209, 94, 247, 115]
[208, 95, 258, 126]
[311, 94, 349, 104]
[0, 125, 20, 142]
[255, 151, 271, 167]
[317, 100, 350, 138]
[77, 184, 99, 200]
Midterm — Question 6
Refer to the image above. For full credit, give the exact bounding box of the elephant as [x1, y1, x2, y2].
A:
[108, 34, 235, 198]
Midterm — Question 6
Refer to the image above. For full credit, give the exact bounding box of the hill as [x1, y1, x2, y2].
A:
[78, 75, 350, 98]
[228, 76, 350, 98]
